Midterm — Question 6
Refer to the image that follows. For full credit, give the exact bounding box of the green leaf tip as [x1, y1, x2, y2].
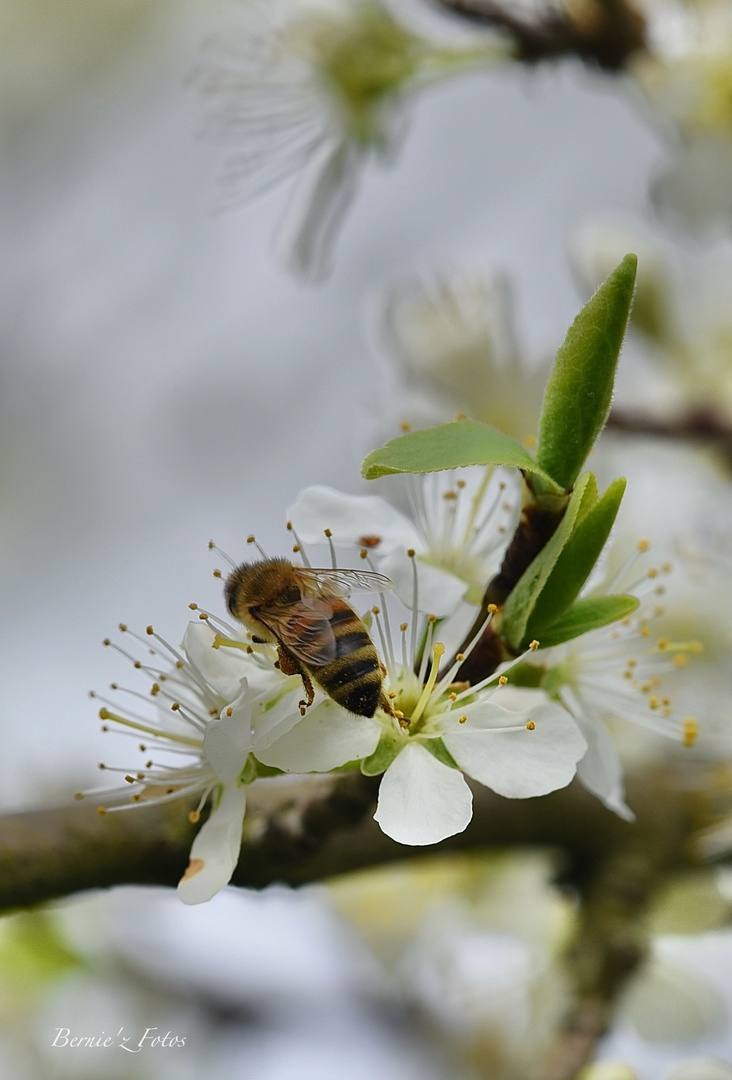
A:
[534, 253, 637, 492]
[361, 419, 561, 491]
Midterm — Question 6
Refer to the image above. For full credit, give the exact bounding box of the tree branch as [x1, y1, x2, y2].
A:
[433, 0, 646, 70]
[0, 767, 696, 913]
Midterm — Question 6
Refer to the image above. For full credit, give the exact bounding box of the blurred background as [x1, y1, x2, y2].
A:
[2, 0, 732, 1077]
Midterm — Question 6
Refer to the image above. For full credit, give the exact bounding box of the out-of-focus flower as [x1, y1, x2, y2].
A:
[572, 218, 732, 421]
[287, 465, 518, 618]
[194, 0, 502, 277]
[376, 267, 549, 443]
[631, 1, 732, 228]
[526, 542, 701, 818]
[83, 617, 377, 904]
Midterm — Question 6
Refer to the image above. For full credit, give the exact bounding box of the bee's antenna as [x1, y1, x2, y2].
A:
[208, 539, 237, 569]
[246, 534, 269, 560]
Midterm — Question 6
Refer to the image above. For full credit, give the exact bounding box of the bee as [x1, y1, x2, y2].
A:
[224, 557, 394, 719]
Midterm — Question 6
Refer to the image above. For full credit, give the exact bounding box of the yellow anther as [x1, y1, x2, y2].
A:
[458, 715, 468, 724]
[189, 602, 198, 610]
[526, 721, 536, 731]
[683, 718, 698, 748]
[648, 695, 659, 710]
[188, 810, 201, 824]
[488, 603, 498, 614]
[637, 539, 650, 552]
[524, 435, 536, 448]
[456, 653, 465, 662]
[400, 421, 411, 432]
[499, 676, 508, 685]
[529, 639, 539, 650]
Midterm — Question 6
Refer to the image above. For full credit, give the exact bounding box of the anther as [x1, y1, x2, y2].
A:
[499, 676, 508, 685]
[189, 810, 201, 824]
[529, 640, 539, 650]
[455, 653, 464, 662]
[102, 638, 111, 646]
[683, 718, 698, 748]
[638, 539, 650, 552]
[458, 716, 467, 724]
[119, 623, 128, 633]
[189, 603, 198, 610]
[213, 569, 222, 578]
[324, 528, 332, 538]
[146, 626, 153, 635]
[526, 721, 536, 731]
[487, 604, 498, 614]
[225, 706, 233, 717]
[171, 702, 180, 711]
[400, 421, 411, 432]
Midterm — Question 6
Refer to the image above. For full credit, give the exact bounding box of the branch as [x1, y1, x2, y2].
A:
[433, 0, 647, 70]
[0, 767, 696, 913]
[607, 405, 732, 466]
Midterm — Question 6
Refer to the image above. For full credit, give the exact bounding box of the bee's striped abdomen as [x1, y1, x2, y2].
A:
[310, 601, 383, 718]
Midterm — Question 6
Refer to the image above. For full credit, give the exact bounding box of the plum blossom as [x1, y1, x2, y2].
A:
[83, 617, 377, 904]
[287, 465, 519, 620]
[526, 544, 701, 819]
[194, 0, 502, 277]
[377, 266, 549, 443]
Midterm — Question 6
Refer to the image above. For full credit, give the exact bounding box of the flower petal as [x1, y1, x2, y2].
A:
[182, 621, 250, 702]
[444, 692, 587, 799]
[257, 698, 380, 772]
[177, 784, 247, 905]
[379, 547, 467, 616]
[573, 710, 634, 822]
[374, 742, 473, 845]
[203, 699, 254, 784]
[287, 485, 421, 553]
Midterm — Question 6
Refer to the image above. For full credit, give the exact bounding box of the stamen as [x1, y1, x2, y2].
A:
[286, 522, 311, 567]
[208, 539, 237, 569]
[246, 534, 269, 560]
[411, 643, 445, 725]
[324, 528, 337, 570]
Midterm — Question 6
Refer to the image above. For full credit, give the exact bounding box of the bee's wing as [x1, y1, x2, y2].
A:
[298, 567, 392, 599]
[259, 599, 338, 666]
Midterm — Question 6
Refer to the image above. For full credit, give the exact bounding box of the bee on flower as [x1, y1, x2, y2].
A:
[81, 602, 378, 905]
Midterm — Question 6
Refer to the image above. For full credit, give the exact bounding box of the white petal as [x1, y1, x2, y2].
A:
[277, 139, 361, 280]
[374, 742, 473, 845]
[203, 700, 254, 784]
[379, 548, 467, 617]
[287, 485, 421, 553]
[248, 682, 308, 752]
[573, 711, 635, 822]
[183, 621, 249, 701]
[257, 698, 380, 772]
[177, 784, 247, 905]
[444, 695, 587, 798]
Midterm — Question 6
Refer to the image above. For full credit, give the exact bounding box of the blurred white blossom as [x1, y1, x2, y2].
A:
[194, 0, 501, 277]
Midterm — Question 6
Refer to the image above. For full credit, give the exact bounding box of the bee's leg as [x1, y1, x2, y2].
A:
[378, 691, 396, 718]
[275, 646, 314, 715]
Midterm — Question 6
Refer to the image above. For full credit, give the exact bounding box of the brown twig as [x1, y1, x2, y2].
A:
[434, 0, 646, 70]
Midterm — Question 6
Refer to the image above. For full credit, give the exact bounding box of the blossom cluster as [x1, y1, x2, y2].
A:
[85, 466, 697, 905]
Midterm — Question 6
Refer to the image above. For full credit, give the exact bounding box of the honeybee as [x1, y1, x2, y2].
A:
[224, 557, 394, 719]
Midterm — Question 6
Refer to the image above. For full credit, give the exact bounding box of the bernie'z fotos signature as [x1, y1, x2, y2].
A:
[52, 1028, 186, 1052]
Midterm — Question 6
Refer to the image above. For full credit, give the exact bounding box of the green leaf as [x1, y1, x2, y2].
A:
[525, 477, 627, 643]
[534, 254, 637, 491]
[501, 473, 596, 651]
[362, 419, 561, 491]
[530, 595, 639, 649]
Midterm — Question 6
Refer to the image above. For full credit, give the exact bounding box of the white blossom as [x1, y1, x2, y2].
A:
[376, 266, 549, 442]
[529, 544, 700, 819]
[83, 617, 375, 904]
[287, 465, 519, 621]
[194, 0, 501, 277]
